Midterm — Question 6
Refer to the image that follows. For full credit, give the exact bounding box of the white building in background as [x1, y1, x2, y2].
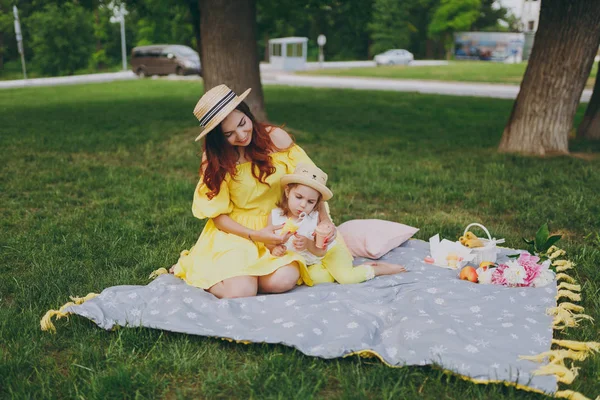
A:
[498, 0, 540, 32]
[268, 37, 308, 72]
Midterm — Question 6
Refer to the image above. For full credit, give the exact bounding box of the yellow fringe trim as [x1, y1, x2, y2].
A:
[552, 339, 600, 353]
[519, 349, 591, 364]
[557, 265, 575, 273]
[548, 303, 594, 330]
[556, 290, 581, 302]
[531, 362, 579, 384]
[520, 252, 600, 400]
[554, 260, 574, 271]
[557, 282, 581, 292]
[220, 337, 252, 345]
[343, 349, 550, 396]
[149, 267, 169, 280]
[555, 389, 594, 400]
[547, 302, 585, 314]
[553, 259, 572, 267]
[549, 249, 567, 260]
[547, 245, 560, 254]
[41, 293, 99, 333]
[70, 292, 99, 304]
[556, 273, 576, 284]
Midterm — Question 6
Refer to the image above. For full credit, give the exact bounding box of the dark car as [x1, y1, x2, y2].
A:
[131, 44, 201, 77]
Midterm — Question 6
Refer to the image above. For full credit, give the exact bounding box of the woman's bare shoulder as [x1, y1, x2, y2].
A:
[268, 127, 294, 150]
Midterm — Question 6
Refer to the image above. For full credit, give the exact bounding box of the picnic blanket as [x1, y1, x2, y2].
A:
[41, 239, 597, 398]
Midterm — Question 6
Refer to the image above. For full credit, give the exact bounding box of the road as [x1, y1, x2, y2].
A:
[0, 64, 592, 102]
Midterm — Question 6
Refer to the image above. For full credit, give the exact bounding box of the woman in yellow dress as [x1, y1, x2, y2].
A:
[173, 85, 400, 299]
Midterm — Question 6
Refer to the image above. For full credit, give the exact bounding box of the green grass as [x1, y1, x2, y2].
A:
[1, 81, 599, 399]
[300, 61, 599, 88]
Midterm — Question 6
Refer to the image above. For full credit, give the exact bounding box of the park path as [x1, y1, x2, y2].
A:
[0, 65, 593, 102]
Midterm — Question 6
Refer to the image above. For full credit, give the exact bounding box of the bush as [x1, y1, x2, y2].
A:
[28, 3, 94, 76]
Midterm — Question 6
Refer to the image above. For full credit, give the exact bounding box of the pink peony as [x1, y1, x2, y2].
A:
[491, 253, 543, 287]
[518, 253, 542, 287]
[491, 263, 508, 285]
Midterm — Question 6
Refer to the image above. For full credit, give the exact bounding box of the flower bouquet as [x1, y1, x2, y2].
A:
[474, 223, 563, 288]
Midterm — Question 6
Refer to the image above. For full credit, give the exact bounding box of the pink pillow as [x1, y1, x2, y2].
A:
[338, 219, 419, 259]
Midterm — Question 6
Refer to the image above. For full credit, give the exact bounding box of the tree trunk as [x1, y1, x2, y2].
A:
[425, 39, 433, 59]
[499, 0, 600, 155]
[264, 33, 269, 63]
[191, 0, 201, 59]
[198, 0, 266, 121]
[94, 9, 104, 70]
[577, 61, 600, 140]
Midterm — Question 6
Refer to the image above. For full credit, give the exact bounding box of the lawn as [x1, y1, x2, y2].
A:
[300, 61, 599, 88]
[1, 81, 599, 399]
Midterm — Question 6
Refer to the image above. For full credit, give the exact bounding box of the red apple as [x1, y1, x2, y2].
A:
[459, 266, 478, 283]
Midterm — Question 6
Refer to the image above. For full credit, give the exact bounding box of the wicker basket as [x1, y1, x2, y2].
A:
[462, 223, 499, 265]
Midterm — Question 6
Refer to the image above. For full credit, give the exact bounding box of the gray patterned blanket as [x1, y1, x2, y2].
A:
[62, 239, 557, 394]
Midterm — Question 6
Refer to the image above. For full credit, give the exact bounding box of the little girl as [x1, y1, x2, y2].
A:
[267, 163, 406, 285]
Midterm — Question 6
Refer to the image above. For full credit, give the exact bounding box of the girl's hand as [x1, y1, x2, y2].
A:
[253, 224, 293, 246]
[271, 245, 287, 257]
[292, 233, 310, 252]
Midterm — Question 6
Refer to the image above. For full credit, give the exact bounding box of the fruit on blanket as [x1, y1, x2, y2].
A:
[479, 261, 496, 269]
[459, 266, 478, 282]
[464, 231, 477, 241]
[460, 231, 483, 248]
[446, 253, 463, 269]
[464, 238, 484, 248]
[424, 256, 435, 264]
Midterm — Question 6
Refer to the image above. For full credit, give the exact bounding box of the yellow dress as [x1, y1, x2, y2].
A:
[172, 145, 311, 289]
[173, 144, 371, 289]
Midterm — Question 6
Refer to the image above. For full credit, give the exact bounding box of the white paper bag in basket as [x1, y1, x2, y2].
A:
[429, 234, 475, 269]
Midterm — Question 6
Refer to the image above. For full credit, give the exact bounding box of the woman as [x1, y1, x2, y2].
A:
[172, 85, 384, 299]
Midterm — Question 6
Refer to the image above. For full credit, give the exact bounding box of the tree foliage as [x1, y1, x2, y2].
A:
[428, 0, 480, 58]
[28, 3, 95, 75]
[0, 0, 514, 75]
[368, 0, 413, 55]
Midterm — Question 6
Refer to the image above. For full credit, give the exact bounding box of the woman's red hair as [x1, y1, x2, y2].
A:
[201, 101, 284, 199]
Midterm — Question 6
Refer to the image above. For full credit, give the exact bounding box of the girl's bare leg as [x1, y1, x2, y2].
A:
[368, 261, 406, 276]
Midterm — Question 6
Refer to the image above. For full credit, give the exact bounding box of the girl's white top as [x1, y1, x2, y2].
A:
[271, 208, 335, 265]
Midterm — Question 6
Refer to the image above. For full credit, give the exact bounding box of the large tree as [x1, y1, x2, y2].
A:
[198, 0, 265, 121]
[499, 1, 600, 155]
[577, 61, 600, 140]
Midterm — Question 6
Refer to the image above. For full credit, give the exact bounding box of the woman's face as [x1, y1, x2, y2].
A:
[220, 109, 253, 147]
[285, 185, 320, 217]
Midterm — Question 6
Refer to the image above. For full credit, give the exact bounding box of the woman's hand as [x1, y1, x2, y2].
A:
[253, 223, 293, 246]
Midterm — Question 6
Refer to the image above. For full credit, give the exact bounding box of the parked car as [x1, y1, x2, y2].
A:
[131, 44, 201, 77]
[374, 49, 414, 66]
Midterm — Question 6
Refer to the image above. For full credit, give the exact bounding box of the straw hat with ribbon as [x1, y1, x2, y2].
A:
[192, 84, 251, 142]
[281, 163, 333, 201]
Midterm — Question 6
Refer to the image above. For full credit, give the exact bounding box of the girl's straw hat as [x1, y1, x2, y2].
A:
[281, 163, 333, 201]
[192, 84, 251, 141]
